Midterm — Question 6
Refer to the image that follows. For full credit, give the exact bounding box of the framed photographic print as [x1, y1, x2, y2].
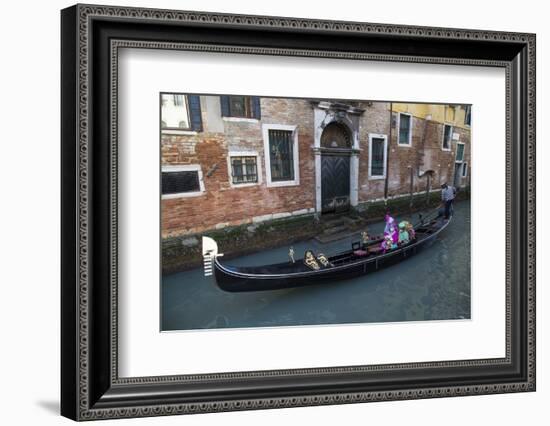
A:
[61, 3, 536, 421]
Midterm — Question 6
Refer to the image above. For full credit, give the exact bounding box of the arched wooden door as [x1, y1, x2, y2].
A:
[320, 122, 352, 213]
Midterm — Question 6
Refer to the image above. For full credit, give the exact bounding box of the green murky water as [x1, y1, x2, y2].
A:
[162, 200, 471, 331]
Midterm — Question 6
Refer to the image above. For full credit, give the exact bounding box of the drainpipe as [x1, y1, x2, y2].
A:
[384, 102, 393, 202]
[421, 114, 432, 206]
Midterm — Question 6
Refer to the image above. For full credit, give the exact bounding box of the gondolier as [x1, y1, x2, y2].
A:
[441, 183, 456, 219]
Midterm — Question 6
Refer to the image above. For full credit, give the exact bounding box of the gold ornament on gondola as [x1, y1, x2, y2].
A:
[361, 230, 369, 245]
[304, 250, 320, 270]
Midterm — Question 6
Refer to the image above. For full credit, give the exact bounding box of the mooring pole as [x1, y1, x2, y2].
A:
[409, 166, 414, 211]
[426, 172, 431, 206]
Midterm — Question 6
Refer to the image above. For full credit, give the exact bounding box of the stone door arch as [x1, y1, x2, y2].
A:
[320, 122, 353, 213]
[312, 101, 364, 215]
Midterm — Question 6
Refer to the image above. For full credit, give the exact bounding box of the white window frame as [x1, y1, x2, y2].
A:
[262, 124, 300, 187]
[442, 123, 453, 151]
[226, 150, 263, 188]
[368, 133, 388, 180]
[461, 162, 468, 178]
[161, 164, 205, 199]
[161, 129, 198, 136]
[160, 93, 192, 132]
[455, 142, 465, 163]
[396, 112, 413, 147]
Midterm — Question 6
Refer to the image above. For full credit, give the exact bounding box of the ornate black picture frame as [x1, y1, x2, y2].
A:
[61, 4, 536, 421]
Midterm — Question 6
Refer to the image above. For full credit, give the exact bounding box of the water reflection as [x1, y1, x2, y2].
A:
[162, 201, 471, 330]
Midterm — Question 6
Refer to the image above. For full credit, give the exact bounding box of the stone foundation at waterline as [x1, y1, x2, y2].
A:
[162, 188, 469, 274]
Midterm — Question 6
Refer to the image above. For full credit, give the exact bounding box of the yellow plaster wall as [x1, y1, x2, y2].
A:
[391, 103, 471, 129]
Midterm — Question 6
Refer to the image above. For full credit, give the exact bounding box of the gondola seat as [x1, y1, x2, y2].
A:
[368, 246, 384, 255]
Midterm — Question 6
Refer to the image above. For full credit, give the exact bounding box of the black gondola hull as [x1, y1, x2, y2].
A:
[213, 227, 442, 292]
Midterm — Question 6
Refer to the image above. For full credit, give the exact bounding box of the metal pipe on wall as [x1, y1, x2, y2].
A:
[384, 102, 393, 201]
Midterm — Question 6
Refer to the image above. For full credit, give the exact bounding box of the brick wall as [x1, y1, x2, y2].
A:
[161, 97, 317, 238]
[161, 96, 471, 238]
[357, 102, 391, 200]
[357, 108, 471, 204]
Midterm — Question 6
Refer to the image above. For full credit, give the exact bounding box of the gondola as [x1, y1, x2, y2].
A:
[202, 209, 452, 292]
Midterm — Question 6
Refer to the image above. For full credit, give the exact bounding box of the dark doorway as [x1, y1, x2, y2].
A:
[453, 163, 462, 188]
[320, 122, 352, 213]
[321, 154, 351, 213]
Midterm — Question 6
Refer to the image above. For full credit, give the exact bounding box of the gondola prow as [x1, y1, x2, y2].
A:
[202, 236, 223, 277]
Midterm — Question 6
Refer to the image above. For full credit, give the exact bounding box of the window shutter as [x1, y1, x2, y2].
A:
[251, 97, 261, 120]
[187, 95, 202, 131]
[220, 95, 231, 117]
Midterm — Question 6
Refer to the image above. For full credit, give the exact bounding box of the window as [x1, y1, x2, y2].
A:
[262, 124, 300, 187]
[269, 129, 294, 181]
[447, 105, 457, 122]
[442, 124, 453, 151]
[161, 94, 190, 129]
[461, 162, 468, 177]
[160, 93, 202, 132]
[230, 96, 252, 118]
[163, 171, 198, 193]
[161, 165, 205, 199]
[397, 113, 412, 146]
[368, 134, 387, 179]
[456, 143, 465, 162]
[220, 95, 261, 119]
[230, 156, 258, 185]
[464, 105, 471, 126]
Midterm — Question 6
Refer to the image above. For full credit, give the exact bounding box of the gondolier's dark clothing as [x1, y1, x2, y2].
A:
[441, 186, 456, 219]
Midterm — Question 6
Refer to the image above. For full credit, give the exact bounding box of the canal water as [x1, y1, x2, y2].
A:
[162, 200, 471, 331]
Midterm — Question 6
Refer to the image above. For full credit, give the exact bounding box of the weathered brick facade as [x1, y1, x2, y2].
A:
[161, 96, 471, 238]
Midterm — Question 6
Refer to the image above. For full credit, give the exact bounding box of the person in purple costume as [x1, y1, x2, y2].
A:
[380, 212, 398, 251]
[384, 212, 399, 244]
